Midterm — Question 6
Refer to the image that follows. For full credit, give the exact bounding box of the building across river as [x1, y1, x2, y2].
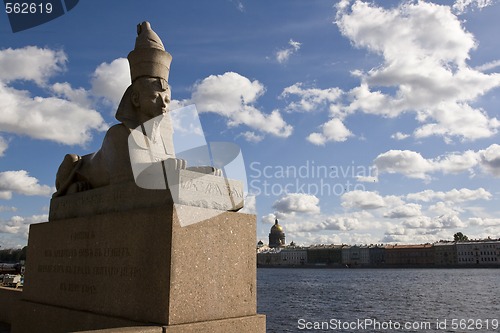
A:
[257, 221, 500, 267]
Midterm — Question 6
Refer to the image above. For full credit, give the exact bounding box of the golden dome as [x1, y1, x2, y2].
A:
[271, 224, 283, 233]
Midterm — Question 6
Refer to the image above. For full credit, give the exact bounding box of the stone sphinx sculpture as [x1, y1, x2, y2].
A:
[14, 21, 264, 333]
[54, 21, 219, 197]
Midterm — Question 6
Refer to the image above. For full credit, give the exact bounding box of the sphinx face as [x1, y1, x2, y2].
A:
[133, 77, 171, 123]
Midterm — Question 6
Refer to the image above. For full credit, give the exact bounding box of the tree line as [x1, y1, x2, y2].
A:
[0, 247, 27, 263]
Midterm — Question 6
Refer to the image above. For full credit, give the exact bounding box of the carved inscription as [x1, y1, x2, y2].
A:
[51, 190, 128, 216]
[35, 230, 141, 296]
[180, 176, 243, 198]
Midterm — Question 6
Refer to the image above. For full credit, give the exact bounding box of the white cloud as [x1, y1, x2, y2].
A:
[240, 194, 256, 214]
[336, 1, 500, 142]
[0, 82, 107, 145]
[453, 0, 495, 14]
[475, 59, 500, 72]
[297, 216, 361, 232]
[261, 213, 277, 225]
[307, 118, 353, 145]
[261, 211, 291, 227]
[272, 193, 320, 214]
[276, 39, 301, 64]
[435, 213, 466, 228]
[0, 46, 108, 146]
[384, 203, 422, 219]
[0, 170, 53, 198]
[433, 150, 479, 174]
[402, 213, 464, 229]
[341, 190, 386, 210]
[0, 46, 66, 85]
[240, 131, 264, 143]
[468, 217, 500, 226]
[191, 72, 293, 138]
[374, 150, 434, 180]
[406, 188, 492, 203]
[428, 201, 464, 216]
[478, 143, 500, 176]
[302, 233, 343, 246]
[0, 136, 7, 157]
[374, 144, 500, 179]
[401, 216, 436, 229]
[91, 58, 131, 106]
[281, 83, 343, 113]
[356, 175, 379, 183]
[51, 82, 92, 108]
[0, 214, 47, 239]
[391, 132, 409, 140]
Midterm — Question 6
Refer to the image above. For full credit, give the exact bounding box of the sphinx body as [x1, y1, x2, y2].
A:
[54, 22, 218, 197]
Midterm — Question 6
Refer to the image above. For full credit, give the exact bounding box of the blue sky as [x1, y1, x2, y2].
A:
[1, 0, 500, 248]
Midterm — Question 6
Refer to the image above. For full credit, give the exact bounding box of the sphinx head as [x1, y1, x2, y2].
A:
[116, 22, 173, 128]
[131, 77, 171, 124]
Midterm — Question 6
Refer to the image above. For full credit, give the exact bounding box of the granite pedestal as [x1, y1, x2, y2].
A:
[13, 182, 265, 332]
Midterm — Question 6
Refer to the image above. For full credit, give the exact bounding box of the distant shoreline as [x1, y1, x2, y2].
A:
[257, 264, 500, 269]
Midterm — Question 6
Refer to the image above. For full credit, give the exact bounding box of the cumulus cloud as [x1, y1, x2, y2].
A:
[0, 46, 66, 85]
[0, 82, 107, 145]
[0, 136, 7, 157]
[0, 214, 47, 239]
[307, 118, 353, 145]
[276, 39, 301, 64]
[297, 216, 361, 232]
[261, 212, 291, 226]
[406, 188, 492, 203]
[336, 1, 500, 142]
[91, 58, 131, 106]
[302, 233, 343, 246]
[384, 203, 422, 219]
[402, 213, 464, 229]
[0, 170, 53, 198]
[239, 131, 264, 143]
[272, 193, 320, 214]
[51, 82, 92, 108]
[0, 46, 107, 146]
[190, 72, 292, 139]
[261, 213, 277, 225]
[280, 84, 352, 144]
[453, 0, 495, 14]
[478, 143, 500, 176]
[374, 150, 434, 180]
[374, 144, 500, 179]
[341, 190, 386, 210]
[428, 201, 464, 216]
[433, 150, 479, 174]
[240, 194, 256, 214]
[468, 217, 500, 226]
[281, 83, 343, 113]
[391, 132, 410, 140]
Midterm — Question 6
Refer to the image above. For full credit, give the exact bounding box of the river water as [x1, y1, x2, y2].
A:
[257, 268, 500, 333]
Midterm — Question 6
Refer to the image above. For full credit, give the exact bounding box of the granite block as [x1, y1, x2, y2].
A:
[24, 195, 257, 325]
[12, 300, 149, 333]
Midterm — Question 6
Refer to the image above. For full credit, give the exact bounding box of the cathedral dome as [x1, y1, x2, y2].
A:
[271, 223, 283, 233]
[269, 218, 285, 248]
